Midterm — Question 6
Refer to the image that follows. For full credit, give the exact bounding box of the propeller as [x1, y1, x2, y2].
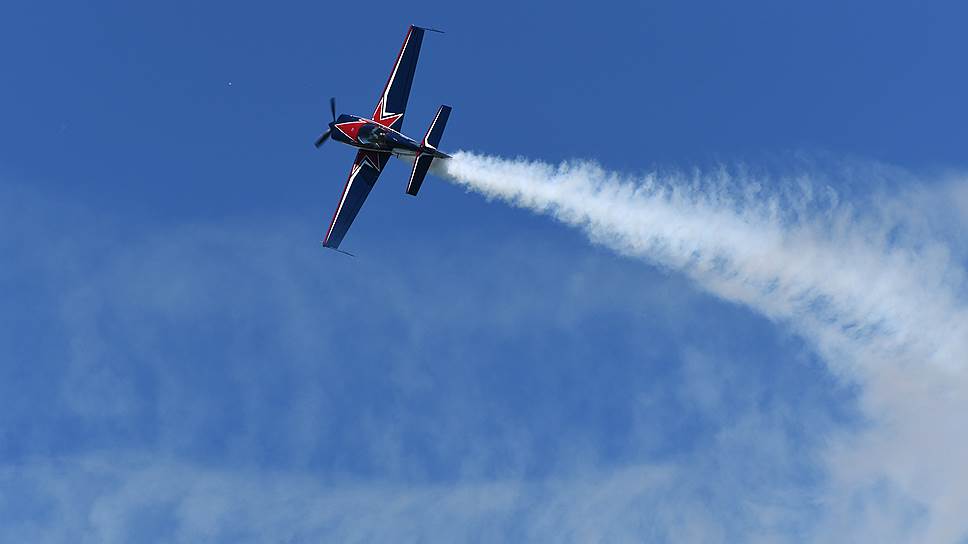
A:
[314, 97, 337, 148]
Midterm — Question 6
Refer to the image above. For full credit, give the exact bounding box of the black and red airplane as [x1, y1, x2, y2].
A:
[314, 25, 451, 250]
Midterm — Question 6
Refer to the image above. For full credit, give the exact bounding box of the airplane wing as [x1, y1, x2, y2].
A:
[322, 150, 390, 249]
[371, 25, 427, 132]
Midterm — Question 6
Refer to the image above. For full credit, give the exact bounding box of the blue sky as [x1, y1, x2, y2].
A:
[2, 1, 967, 542]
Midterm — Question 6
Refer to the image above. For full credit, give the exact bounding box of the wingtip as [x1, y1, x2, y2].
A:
[320, 241, 356, 257]
[414, 25, 445, 34]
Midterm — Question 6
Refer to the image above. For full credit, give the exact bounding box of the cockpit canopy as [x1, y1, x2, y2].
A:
[358, 123, 387, 146]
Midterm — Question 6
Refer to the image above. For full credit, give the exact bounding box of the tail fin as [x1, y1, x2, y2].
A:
[407, 154, 434, 196]
[407, 105, 451, 196]
[422, 105, 451, 150]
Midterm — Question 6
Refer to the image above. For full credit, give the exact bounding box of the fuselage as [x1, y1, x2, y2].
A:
[329, 114, 450, 158]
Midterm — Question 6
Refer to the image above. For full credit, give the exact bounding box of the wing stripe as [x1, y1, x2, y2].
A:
[323, 161, 362, 245]
[371, 26, 425, 131]
[373, 26, 412, 119]
[322, 151, 389, 248]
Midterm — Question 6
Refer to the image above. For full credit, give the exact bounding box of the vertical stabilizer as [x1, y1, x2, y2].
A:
[406, 105, 452, 196]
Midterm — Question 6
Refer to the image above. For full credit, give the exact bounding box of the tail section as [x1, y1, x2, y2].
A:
[421, 105, 451, 151]
[407, 105, 452, 196]
[407, 154, 435, 196]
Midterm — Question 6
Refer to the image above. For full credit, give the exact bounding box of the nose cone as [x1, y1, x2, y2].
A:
[327, 121, 347, 143]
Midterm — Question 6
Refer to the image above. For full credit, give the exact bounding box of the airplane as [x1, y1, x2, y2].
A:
[313, 25, 452, 251]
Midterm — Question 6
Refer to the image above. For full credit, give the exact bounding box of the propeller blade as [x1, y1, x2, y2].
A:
[314, 129, 331, 148]
[329, 97, 336, 122]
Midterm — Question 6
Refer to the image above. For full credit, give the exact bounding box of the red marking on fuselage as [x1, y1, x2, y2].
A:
[336, 117, 418, 151]
[334, 120, 367, 141]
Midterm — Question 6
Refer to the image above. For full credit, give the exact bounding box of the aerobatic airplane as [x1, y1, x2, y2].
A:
[313, 25, 451, 251]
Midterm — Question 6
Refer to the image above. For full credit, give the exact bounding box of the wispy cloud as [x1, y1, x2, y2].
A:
[3, 454, 810, 543]
[0, 178, 841, 543]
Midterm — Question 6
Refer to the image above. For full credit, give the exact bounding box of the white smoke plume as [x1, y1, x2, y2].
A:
[438, 151, 968, 542]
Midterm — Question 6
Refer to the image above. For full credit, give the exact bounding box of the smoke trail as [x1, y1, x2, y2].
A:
[438, 151, 968, 542]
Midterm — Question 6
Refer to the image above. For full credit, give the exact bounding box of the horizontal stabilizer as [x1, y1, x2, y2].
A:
[422, 105, 451, 150]
[407, 153, 434, 196]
